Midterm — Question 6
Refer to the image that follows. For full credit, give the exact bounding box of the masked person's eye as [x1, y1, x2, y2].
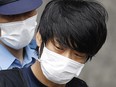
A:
[55, 45, 64, 50]
[53, 39, 65, 51]
[74, 51, 87, 59]
[74, 53, 83, 58]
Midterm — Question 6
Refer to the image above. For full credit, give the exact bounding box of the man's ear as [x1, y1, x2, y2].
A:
[36, 32, 42, 47]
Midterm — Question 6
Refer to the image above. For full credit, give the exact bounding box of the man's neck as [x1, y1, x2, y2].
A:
[0, 42, 24, 63]
[31, 61, 66, 87]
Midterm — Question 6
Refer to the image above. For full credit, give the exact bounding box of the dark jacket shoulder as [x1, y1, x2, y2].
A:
[0, 68, 88, 87]
[0, 68, 27, 87]
[66, 77, 88, 87]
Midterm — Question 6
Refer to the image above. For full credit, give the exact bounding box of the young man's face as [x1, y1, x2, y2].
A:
[45, 40, 87, 64]
[0, 10, 37, 23]
[36, 32, 87, 64]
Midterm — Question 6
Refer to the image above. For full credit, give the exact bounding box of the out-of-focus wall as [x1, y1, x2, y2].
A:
[37, 0, 116, 87]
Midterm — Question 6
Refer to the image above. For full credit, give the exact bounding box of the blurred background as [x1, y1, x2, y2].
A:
[37, 0, 116, 87]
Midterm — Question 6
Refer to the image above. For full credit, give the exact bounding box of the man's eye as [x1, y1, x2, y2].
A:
[55, 46, 64, 50]
[74, 53, 85, 58]
[74, 53, 81, 57]
[74, 53, 87, 60]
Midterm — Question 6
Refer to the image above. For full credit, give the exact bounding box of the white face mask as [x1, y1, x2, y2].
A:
[38, 47, 84, 84]
[0, 14, 38, 49]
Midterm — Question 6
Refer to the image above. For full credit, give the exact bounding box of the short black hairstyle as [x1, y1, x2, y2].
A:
[38, 0, 108, 60]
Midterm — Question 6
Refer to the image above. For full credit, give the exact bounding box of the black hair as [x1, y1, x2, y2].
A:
[37, 0, 108, 60]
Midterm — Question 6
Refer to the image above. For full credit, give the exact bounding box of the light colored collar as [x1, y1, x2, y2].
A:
[0, 44, 16, 70]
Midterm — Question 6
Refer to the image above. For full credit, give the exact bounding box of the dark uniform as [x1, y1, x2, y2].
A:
[0, 67, 88, 87]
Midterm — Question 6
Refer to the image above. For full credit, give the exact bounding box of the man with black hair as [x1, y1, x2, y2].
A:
[0, 0, 42, 70]
[0, 0, 108, 87]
